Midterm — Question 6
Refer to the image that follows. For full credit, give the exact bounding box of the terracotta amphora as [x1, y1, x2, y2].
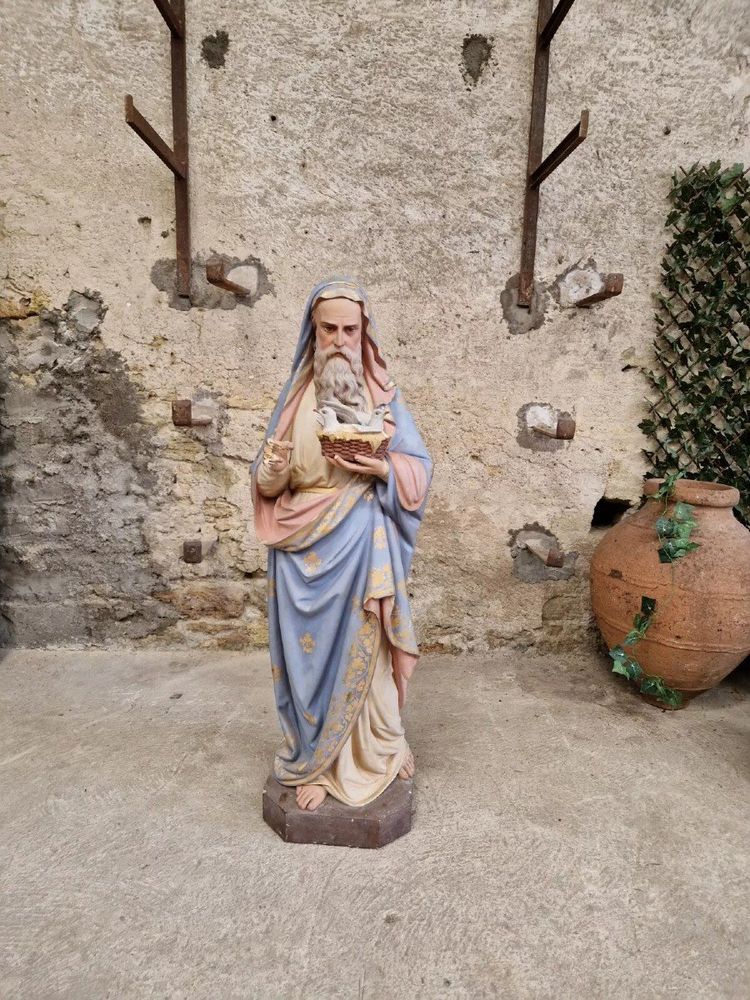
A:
[590, 478, 750, 706]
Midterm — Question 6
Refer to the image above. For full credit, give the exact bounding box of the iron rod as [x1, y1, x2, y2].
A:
[151, 0, 184, 37]
[124, 95, 185, 178]
[539, 0, 577, 49]
[518, 0, 553, 307]
[170, 0, 191, 297]
[528, 109, 589, 189]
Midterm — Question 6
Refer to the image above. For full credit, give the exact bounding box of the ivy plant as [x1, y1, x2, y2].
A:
[608, 472, 700, 709]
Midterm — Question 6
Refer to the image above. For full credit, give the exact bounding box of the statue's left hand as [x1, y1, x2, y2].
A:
[327, 453, 389, 481]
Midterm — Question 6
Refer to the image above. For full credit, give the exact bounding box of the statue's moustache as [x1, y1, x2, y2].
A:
[317, 345, 358, 367]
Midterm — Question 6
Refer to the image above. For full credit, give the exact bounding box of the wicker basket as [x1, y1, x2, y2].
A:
[318, 431, 389, 461]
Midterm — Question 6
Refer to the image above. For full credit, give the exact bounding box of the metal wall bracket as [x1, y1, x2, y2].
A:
[529, 413, 576, 439]
[575, 272, 624, 307]
[206, 260, 252, 297]
[124, 0, 191, 298]
[519, 0, 588, 308]
[171, 399, 215, 427]
[521, 536, 565, 568]
[182, 531, 218, 564]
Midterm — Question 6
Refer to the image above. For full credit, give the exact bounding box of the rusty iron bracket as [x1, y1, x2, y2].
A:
[576, 272, 624, 307]
[522, 536, 565, 568]
[528, 110, 588, 190]
[529, 413, 577, 439]
[124, 0, 191, 298]
[171, 399, 215, 427]
[182, 530, 218, 564]
[519, 0, 588, 308]
[206, 259, 252, 297]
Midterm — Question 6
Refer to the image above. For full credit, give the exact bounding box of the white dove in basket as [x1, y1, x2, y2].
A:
[314, 400, 391, 460]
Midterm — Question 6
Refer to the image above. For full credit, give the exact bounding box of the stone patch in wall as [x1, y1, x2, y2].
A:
[553, 258, 618, 308]
[500, 273, 549, 335]
[0, 290, 177, 646]
[460, 34, 494, 89]
[508, 523, 577, 583]
[151, 252, 274, 311]
[201, 29, 230, 69]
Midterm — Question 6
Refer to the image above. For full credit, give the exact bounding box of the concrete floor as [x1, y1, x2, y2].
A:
[0, 647, 748, 1000]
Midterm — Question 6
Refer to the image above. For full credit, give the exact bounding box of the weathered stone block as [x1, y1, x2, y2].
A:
[181, 617, 269, 648]
[154, 581, 246, 618]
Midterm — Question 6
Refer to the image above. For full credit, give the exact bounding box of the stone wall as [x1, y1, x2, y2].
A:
[1, 1, 748, 650]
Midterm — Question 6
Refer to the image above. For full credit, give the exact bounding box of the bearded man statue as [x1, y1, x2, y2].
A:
[251, 279, 433, 813]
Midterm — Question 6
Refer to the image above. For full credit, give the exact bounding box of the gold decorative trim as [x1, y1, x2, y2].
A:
[276, 613, 382, 787]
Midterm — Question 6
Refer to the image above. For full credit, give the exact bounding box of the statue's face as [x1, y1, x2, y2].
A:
[313, 298, 362, 364]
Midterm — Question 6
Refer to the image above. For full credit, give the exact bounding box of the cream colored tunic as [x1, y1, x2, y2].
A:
[257, 381, 408, 806]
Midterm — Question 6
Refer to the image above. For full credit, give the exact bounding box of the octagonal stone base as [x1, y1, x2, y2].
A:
[262, 775, 414, 849]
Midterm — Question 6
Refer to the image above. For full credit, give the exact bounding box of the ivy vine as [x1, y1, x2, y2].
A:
[608, 472, 700, 708]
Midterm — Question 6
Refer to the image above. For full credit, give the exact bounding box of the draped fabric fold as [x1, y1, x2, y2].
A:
[250, 279, 432, 793]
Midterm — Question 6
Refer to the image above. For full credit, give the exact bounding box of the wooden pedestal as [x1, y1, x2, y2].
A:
[262, 775, 414, 849]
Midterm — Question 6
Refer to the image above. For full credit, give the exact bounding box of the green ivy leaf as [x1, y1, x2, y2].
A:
[658, 542, 677, 563]
[674, 519, 696, 540]
[655, 516, 676, 538]
[639, 676, 662, 696]
[610, 647, 643, 681]
[654, 471, 684, 499]
[659, 539, 701, 562]
[672, 502, 695, 522]
[719, 163, 745, 187]
[626, 660, 644, 682]
[609, 646, 627, 671]
[640, 675, 683, 707]
[662, 687, 683, 708]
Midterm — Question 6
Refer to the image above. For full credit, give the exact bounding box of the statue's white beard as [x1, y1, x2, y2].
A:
[313, 348, 366, 410]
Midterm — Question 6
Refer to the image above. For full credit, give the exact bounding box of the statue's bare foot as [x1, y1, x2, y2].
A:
[296, 784, 328, 811]
[398, 748, 415, 779]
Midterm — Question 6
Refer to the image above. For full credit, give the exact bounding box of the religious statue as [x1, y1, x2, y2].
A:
[250, 279, 433, 813]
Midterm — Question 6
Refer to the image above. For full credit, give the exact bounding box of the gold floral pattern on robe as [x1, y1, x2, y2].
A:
[303, 550, 322, 572]
[368, 564, 395, 597]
